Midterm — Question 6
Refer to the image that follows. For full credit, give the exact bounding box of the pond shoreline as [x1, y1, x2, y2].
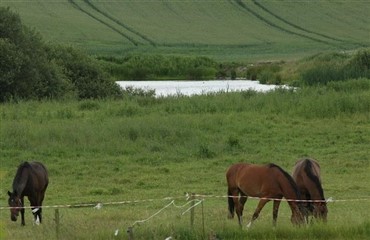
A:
[116, 80, 286, 97]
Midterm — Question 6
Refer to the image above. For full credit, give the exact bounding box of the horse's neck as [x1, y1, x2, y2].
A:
[307, 165, 325, 200]
[311, 164, 322, 182]
[277, 172, 300, 201]
[13, 169, 29, 197]
[308, 181, 325, 200]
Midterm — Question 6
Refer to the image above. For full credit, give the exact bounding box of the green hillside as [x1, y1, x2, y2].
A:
[1, 0, 369, 61]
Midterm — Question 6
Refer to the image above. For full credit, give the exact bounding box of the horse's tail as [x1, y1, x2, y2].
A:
[227, 189, 235, 219]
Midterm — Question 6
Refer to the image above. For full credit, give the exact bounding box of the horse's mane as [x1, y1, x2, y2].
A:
[12, 162, 31, 193]
[303, 159, 325, 200]
[268, 163, 301, 199]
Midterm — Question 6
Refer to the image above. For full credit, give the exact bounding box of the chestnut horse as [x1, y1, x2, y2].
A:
[8, 161, 49, 226]
[226, 163, 304, 227]
[292, 158, 327, 222]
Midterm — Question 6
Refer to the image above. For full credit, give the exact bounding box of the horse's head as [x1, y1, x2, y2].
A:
[7, 191, 22, 222]
[313, 202, 328, 222]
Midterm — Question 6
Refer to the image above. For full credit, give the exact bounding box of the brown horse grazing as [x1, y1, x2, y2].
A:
[292, 158, 327, 223]
[8, 161, 49, 226]
[226, 163, 305, 228]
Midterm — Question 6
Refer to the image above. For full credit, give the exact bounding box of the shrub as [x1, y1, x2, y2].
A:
[344, 50, 370, 79]
[299, 49, 370, 86]
[99, 54, 219, 80]
[0, 7, 71, 101]
[246, 63, 282, 83]
[0, 7, 122, 101]
[301, 64, 343, 85]
[46, 45, 122, 99]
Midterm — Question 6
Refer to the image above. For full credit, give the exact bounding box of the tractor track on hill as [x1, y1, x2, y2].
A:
[251, 0, 348, 44]
[232, 0, 332, 46]
[68, 0, 139, 46]
[83, 0, 156, 46]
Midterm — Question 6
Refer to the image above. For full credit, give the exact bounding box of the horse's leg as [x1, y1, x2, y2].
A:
[228, 187, 244, 226]
[247, 199, 270, 228]
[227, 188, 236, 219]
[237, 193, 248, 227]
[272, 200, 281, 227]
[38, 191, 46, 224]
[29, 196, 40, 225]
[20, 198, 25, 226]
[35, 192, 46, 224]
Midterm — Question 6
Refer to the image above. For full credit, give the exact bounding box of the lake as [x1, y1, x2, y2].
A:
[116, 80, 287, 97]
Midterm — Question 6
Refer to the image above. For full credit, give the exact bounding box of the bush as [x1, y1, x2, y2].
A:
[301, 64, 343, 85]
[300, 49, 370, 86]
[0, 7, 71, 101]
[99, 54, 219, 80]
[46, 45, 122, 99]
[0, 7, 122, 102]
[247, 63, 282, 84]
[344, 50, 370, 79]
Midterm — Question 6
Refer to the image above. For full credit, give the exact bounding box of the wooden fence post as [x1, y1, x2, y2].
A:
[190, 193, 195, 229]
[54, 209, 60, 240]
[201, 200, 205, 238]
[127, 226, 134, 240]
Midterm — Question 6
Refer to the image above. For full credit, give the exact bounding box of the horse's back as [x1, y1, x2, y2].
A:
[28, 161, 49, 191]
[292, 158, 321, 182]
[226, 163, 274, 196]
[226, 163, 249, 187]
[292, 158, 323, 199]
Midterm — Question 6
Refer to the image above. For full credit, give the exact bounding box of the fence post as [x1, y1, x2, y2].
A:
[127, 226, 134, 240]
[201, 200, 205, 238]
[190, 193, 195, 229]
[54, 209, 60, 240]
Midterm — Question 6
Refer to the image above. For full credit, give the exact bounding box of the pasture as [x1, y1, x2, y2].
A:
[1, 1, 369, 61]
[1, 81, 370, 239]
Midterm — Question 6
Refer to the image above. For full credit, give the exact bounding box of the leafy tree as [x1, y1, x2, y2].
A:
[0, 7, 121, 102]
[0, 7, 68, 101]
[46, 45, 122, 99]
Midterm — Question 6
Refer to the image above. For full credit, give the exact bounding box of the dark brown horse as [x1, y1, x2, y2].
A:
[226, 163, 305, 227]
[8, 161, 49, 226]
[292, 158, 327, 222]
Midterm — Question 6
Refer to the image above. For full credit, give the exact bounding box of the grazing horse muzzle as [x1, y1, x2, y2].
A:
[10, 212, 18, 221]
[8, 192, 22, 222]
[313, 203, 328, 221]
[291, 211, 305, 226]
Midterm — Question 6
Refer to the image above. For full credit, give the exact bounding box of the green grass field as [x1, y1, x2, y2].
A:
[1, 1, 370, 239]
[1, 0, 369, 61]
[1, 81, 370, 239]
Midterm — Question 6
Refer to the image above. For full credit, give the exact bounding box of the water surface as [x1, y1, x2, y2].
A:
[116, 80, 285, 97]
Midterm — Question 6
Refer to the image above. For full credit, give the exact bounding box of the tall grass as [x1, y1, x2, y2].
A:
[300, 50, 370, 85]
[98, 54, 219, 80]
[1, 80, 370, 239]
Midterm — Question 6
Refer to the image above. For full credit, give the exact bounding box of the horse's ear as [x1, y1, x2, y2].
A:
[7, 191, 12, 197]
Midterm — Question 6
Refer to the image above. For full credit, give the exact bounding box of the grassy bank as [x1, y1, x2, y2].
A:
[1, 79, 370, 239]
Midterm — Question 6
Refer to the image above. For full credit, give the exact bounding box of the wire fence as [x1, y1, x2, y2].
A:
[1, 194, 370, 239]
[1, 194, 370, 211]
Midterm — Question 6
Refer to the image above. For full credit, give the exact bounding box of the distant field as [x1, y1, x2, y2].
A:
[1, 0, 369, 61]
